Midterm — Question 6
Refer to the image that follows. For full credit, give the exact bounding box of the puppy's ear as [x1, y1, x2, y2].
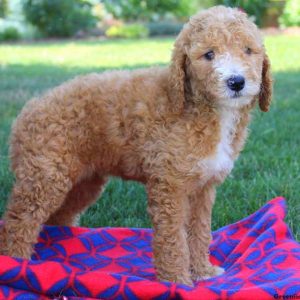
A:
[168, 31, 188, 114]
[258, 52, 273, 112]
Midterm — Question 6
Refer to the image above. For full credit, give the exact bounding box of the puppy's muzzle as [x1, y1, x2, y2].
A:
[227, 75, 245, 92]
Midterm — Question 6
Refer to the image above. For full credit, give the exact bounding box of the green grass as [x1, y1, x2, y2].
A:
[0, 36, 299, 240]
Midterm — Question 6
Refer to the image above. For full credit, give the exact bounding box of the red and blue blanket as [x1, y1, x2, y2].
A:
[0, 197, 299, 299]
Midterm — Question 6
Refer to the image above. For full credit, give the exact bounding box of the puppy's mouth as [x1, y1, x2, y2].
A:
[232, 91, 242, 98]
[225, 89, 243, 99]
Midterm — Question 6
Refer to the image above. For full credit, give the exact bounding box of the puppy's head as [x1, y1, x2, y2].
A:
[169, 6, 272, 113]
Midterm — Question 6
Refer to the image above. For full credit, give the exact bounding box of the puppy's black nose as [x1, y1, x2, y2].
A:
[227, 75, 245, 92]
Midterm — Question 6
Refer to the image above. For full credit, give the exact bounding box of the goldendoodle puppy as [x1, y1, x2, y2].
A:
[0, 6, 272, 285]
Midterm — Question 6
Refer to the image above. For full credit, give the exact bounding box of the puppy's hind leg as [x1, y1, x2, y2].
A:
[187, 185, 225, 281]
[46, 174, 107, 226]
[0, 156, 73, 259]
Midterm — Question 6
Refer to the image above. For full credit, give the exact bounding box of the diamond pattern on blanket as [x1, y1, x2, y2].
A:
[0, 197, 299, 299]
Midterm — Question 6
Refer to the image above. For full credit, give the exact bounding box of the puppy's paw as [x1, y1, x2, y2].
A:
[176, 276, 194, 287]
[158, 273, 194, 287]
[192, 265, 225, 281]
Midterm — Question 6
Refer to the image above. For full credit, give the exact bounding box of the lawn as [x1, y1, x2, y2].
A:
[0, 36, 299, 240]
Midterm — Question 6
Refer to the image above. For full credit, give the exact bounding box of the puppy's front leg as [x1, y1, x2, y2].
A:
[187, 185, 224, 281]
[147, 180, 192, 286]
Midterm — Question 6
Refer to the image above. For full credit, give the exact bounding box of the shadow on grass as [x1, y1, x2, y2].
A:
[0, 61, 166, 78]
[0, 62, 168, 92]
[1, 37, 174, 48]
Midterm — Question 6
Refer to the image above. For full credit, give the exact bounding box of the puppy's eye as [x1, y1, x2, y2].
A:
[204, 50, 215, 61]
[246, 47, 252, 55]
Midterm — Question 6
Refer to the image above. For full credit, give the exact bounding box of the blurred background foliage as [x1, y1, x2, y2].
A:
[215, 0, 269, 26]
[103, 0, 192, 21]
[0, 0, 298, 42]
[280, 0, 300, 27]
[0, 0, 8, 18]
[23, 0, 97, 37]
